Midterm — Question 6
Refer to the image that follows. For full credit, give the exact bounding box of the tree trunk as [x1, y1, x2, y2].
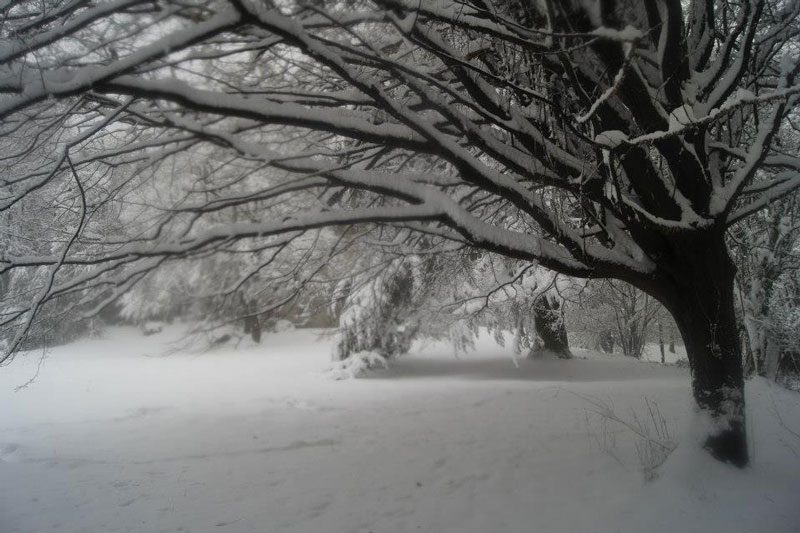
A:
[532, 295, 572, 359]
[620, 319, 645, 358]
[660, 240, 748, 467]
[241, 296, 261, 344]
[598, 330, 615, 353]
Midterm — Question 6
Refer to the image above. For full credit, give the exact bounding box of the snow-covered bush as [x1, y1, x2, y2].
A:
[327, 351, 388, 379]
[119, 230, 340, 347]
[331, 244, 584, 363]
[1, 268, 92, 351]
[142, 321, 164, 336]
[272, 319, 295, 333]
[333, 260, 419, 361]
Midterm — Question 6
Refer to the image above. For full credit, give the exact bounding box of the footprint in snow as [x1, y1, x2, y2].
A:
[113, 406, 168, 422]
[0, 442, 20, 462]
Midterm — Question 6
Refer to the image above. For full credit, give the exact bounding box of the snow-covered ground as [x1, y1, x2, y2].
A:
[1, 327, 798, 533]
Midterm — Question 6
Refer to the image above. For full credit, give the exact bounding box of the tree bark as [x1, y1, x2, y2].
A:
[598, 330, 615, 353]
[532, 295, 572, 359]
[658, 238, 748, 467]
[241, 296, 261, 344]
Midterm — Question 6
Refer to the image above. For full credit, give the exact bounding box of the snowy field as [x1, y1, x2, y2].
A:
[1, 327, 799, 533]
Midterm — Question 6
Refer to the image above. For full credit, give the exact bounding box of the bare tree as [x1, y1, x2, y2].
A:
[732, 195, 800, 380]
[606, 280, 661, 359]
[2, 0, 800, 466]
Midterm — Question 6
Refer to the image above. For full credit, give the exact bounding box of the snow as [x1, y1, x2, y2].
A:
[327, 350, 388, 380]
[639, 342, 688, 364]
[618, 379, 800, 533]
[668, 104, 697, 132]
[1, 327, 798, 532]
[591, 25, 644, 42]
[595, 129, 629, 148]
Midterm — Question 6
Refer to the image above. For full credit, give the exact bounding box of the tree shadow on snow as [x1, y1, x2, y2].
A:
[361, 355, 686, 383]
